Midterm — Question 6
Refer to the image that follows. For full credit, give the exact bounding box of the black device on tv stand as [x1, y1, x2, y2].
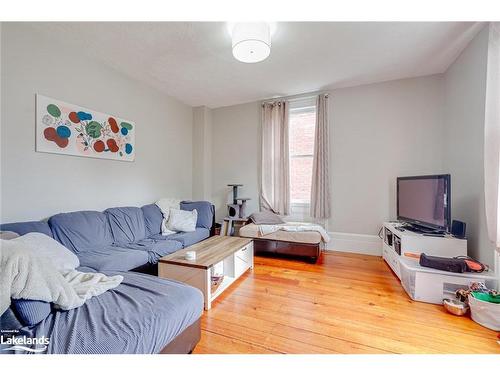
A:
[399, 222, 446, 235]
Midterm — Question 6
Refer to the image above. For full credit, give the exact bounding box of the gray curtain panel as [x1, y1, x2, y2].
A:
[310, 94, 331, 219]
[260, 100, 290, 215]
[484, 22, 500, 251]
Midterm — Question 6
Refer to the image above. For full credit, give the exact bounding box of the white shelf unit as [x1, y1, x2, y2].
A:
[382, 222, 467, 279]
[207, 242, 254, 308]
[159, 241, 254, 310]
[399, 257, 498, 304]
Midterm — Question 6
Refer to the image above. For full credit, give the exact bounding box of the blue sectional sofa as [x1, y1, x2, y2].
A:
[0, 200, 214, 354]
[0, 200, 215, 274]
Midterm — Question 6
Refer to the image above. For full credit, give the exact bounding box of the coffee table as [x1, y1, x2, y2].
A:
[158, 236, 254, 310]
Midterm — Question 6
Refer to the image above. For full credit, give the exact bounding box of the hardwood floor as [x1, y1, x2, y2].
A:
[193, 251, 500, 354]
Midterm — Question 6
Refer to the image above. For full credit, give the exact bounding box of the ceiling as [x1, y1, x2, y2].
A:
[29, 22, 484, 108]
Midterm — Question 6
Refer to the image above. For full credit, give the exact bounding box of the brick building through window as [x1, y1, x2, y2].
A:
[289, 99, 316, 205]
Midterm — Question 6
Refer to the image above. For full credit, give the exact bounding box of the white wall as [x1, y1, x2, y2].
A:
[443, 25, 494, 266]
[192, 106, 212, 201]
[330, 76, 445, 234]
[210, 75, 446, 236]
[211, 101, 261, 222]
[0, 23, 193, 222]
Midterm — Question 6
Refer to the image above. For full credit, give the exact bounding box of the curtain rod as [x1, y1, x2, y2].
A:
[261, 90, 329, 105]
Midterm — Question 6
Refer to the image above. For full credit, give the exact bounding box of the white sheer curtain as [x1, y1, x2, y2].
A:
[260, 101, 290, 215]
[484, 22, 500, 251]
[310, 94, 331, 219]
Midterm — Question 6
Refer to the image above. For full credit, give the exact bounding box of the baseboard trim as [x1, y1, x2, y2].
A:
[325, 231, 382, 256]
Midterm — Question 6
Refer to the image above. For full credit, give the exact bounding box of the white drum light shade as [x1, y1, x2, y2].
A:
[231, 23, 271, 63]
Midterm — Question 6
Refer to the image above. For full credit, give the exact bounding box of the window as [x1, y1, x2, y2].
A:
[289, 99, 316, 205]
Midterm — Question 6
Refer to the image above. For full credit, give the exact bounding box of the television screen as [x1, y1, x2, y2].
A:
[397, 174, 451, 231]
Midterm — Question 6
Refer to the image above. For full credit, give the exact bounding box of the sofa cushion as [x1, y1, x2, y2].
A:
[122, 238, 183, 263]
[77, 245, 150, 272]
[0, 221, 53, 238]
[141, 204, 163, 237]
[148, 233, 170, 241]
[22, 272, 203, 354]
[167, 228, 210, 248]
[12, 299, 52, 327]
[180, 201, 214, 230]
[49, 211, 113, 254]
[105, 207, 146, 244]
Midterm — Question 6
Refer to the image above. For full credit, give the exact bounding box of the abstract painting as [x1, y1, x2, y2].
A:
[36, 95, 135, 161]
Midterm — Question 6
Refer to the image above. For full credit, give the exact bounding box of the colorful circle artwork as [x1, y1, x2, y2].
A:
[38, 96, 134, 161]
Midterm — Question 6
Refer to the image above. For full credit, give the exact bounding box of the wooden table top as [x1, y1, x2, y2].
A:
[159, 236, 252, 269]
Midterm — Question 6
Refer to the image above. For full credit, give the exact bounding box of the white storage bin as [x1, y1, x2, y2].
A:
[399, 257, 498, 305]
[469, 295, 500, 331]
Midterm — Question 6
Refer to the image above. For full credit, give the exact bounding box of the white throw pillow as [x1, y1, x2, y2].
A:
[12, 232, 80, 271]
[166, 208, 198, 233]
[155, 198, 181, 235]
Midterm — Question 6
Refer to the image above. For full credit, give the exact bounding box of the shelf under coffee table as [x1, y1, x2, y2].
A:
[158, 236, 254, 310]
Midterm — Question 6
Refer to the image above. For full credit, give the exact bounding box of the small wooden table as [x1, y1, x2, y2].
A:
[158, 236, 254, 310]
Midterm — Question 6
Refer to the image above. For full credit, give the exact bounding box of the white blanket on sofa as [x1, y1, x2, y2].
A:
[258, 222, 331, 243]
[0, 239, 123, 316]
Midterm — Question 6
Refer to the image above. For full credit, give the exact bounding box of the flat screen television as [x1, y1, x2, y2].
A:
[397, 174, 451, 232]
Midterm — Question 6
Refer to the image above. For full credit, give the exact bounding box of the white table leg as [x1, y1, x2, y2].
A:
[204, 268, 211, 310]
[249, 242, 254, 269]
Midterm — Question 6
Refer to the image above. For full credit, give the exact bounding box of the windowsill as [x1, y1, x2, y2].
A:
[291, 202, 311, 207]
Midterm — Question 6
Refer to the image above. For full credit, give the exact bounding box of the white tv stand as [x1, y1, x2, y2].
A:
[382, 222, 467, 279]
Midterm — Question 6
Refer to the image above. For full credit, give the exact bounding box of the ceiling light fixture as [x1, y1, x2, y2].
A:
[228, 22, 275, 63]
